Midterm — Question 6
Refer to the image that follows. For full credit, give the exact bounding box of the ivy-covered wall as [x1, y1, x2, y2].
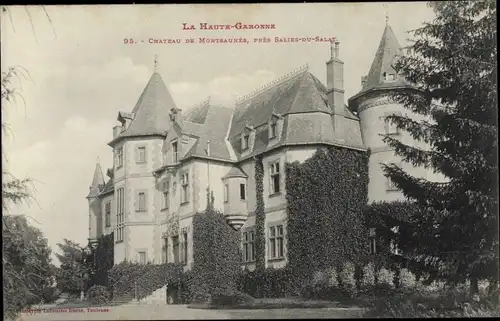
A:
[190, 197, 241, 297]
[285, 147, 370, 286]
[254, 156, 266, 272]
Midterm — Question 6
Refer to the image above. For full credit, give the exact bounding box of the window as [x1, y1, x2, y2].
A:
[162, 238, 168, 263]
[182, 232, 188, 264]
[241, 134, 249, 150]
[369, 228, 376, 255]
[224, 184, 229, 203]
[136, 146, 146, 163]
[269, 161, 281, 194]
[172, 141, 178, 163]
[385, 112, 401, 135]
[138, 251, 147, 265]
[181, 172, 189, 204]
[137, 192, 146, 212]
[269, 120, 277, 139]
[162, 189, 169, 210]
[116, 188, 125, 243]
[117, 147, 123, 168]
[269, 225, 285, 259]
[240, 183, 246, 201]
[384, 73, 397, 81]
[242, 230, 255, 262]
[172, 236, 180, 263]
[105, 202, 111, 227]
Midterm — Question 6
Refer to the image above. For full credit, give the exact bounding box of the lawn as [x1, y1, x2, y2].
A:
[188, 297, 362, 310]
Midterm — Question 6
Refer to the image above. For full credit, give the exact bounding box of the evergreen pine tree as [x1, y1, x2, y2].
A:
[382, 0, 498, 295]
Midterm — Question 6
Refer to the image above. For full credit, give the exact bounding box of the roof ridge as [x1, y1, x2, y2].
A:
[235, 64, 309, 106]
[184, 97, 211, 117]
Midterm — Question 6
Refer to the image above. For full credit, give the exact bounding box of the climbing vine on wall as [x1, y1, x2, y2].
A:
[285, 147, 370, 286]
[190, 197, 240, 297]
[254, 156, 266, 272]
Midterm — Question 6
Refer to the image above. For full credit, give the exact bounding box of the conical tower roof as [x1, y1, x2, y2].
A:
[118, 72, 178, 139]
[87, 159, 105, 198]
[359, 24, 409, 94]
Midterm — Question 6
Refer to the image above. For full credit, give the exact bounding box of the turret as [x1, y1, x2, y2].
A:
[348, 22, 413, 203]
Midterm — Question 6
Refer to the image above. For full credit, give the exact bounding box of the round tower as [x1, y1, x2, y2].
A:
[349, 23, 419, 203]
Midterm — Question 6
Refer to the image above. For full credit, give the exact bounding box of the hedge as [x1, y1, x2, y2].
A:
[190, 194, 240, 299]
[108, 261, 185, 301]
[285, 147, 370, 289]
[238, 267, 294, 298]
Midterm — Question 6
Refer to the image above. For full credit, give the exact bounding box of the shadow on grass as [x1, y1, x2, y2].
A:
[188, 297, 366, 310]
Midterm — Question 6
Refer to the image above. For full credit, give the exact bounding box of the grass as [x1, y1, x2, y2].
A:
[188, 297, 363, 310]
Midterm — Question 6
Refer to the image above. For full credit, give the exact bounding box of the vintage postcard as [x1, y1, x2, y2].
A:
[2, 2, 498, 320]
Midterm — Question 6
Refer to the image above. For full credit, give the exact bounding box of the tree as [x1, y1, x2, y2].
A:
[55, 239, 91, 296]
[3, 215, 58, 318]
[382, 0, 498, 295]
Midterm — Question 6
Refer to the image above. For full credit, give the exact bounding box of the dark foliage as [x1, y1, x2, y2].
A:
[190, 197, 240, 298]
[238, 267, 294, 298]
[108, 261, 185, 301]
[285, 147, 370, 288]
[382, 0, 498, 291]
[254, 156, 266, 272]
[86, 285, 110, 304]
[211, 289, 254, 307]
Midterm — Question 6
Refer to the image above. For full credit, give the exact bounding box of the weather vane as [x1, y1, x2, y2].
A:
[154, 54, 159, 72]
[383, 4, 389, 24]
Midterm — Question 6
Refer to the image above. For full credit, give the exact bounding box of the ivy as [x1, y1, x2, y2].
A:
[108, 261, 185, 301]
[285, 147, 369, 289]
[190, 195, 240, 298]
[254, 156, 265, 272]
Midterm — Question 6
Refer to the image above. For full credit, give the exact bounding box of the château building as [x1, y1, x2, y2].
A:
[86, 23, 442, 269]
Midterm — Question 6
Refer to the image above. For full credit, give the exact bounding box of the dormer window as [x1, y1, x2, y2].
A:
[172, 141, 178, 163]
[269, 120, 277, 140]
[384, 72, 397, 81]
[241, 134, 250, 151]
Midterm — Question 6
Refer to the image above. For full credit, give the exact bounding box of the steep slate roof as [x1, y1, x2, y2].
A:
[222, 166, 248, 179]
[227, 68, 365, 159]
[358, 24, 409, 95]
[181, 104, 234, 161]
[116, 72, 178, 140]
[87, 162, 105, 198]
[99, 178, 114, 196]
[228, 70, 332, 139]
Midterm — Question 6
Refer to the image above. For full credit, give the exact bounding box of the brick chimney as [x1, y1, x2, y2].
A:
[326, 40, 345, 116]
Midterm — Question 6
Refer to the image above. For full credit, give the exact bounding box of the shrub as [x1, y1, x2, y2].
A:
[191, 203, 240, 298]
[339, 262, 356, 298]
[211, 289, 254, 307]
[191, 292, 212, 304]
[399, 268, 416, 288]
[238, 267, 293, 298]
[325, 267, 339, 287]
[362, 263, 376, 289]
[377, 267, 394, 287]
[108, 261, 185, 301]
[87, 285, 110, 304]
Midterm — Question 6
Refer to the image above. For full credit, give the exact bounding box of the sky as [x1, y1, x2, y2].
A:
[1, 3, 436, 264]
